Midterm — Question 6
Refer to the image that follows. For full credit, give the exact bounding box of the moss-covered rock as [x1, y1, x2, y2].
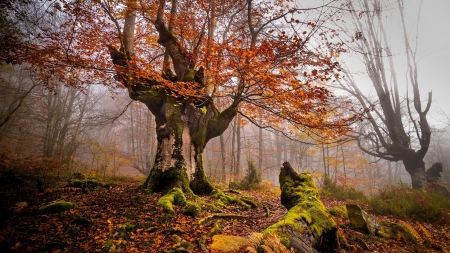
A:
[347, 204, 380, 234]
[264, 162, 336, 252]
[38, 201, 77, 214]
[377, 220, 417, 241]
[66, 173, 109, 191]
[329, 205, 348, 219]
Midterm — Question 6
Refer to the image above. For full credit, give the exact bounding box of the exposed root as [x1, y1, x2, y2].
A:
[210, 189, 258, 210]
[157, 187, 201, 217]
[197, 213, 251, 226]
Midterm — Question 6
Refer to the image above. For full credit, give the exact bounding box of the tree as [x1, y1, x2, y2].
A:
[9, 0, 357, 195]
[337, 0, 431, 188]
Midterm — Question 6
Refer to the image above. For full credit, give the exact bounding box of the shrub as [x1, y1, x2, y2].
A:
[229, 160, 261, 190]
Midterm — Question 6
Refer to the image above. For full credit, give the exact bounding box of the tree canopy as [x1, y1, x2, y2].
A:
[4, 0, 359, 138]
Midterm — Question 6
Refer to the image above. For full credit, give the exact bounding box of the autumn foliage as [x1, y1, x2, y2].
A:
[2, 0, 360, 138]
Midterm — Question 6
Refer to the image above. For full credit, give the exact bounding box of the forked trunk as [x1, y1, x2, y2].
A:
[133, 86, 237, 195]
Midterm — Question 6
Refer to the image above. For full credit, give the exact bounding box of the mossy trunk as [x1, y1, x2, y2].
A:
[130, 84, 237, 195]
[265, 162, 336, 252]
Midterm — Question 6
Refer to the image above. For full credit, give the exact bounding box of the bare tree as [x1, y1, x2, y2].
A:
[338, 0, 431, 188]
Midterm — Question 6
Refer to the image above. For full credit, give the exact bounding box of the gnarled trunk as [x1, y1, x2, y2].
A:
[130, 84, 236, 195]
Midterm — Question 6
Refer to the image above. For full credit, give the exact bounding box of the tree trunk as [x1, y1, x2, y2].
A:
[403, 159, 427, 189]
[220, 134, 226, 183]
[235, 115, 241, 178]
[265, 162, 336, 252]
[134, 86, 237, 195]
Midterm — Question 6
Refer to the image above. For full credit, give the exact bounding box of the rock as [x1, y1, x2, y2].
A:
[38, 200, 76, 214]
[346, 204, 380, 234]
[210, 235, 249, 252]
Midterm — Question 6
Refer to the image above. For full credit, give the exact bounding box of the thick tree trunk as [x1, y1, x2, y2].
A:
[387, 145, 427, 189]
[403, 160, 427, 189]
[130, 84, 237, 195]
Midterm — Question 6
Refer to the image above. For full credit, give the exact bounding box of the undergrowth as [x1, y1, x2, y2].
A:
[367, 184, 450, 224]
[321, 176, 450, 224]
[229, 160, 262, 190]
[320, 174, 366, 201]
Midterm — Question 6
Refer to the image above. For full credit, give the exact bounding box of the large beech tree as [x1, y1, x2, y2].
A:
[6, 0, 357, 194]
[338, 0, 431, 189]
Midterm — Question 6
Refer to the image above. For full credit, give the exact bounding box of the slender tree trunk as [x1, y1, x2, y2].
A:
[341, 145, 346, 179]
[235, 115, 241, 178]
[231, 119, 236, 176]
[258, 126, 263, 171]
[322, 142, 327, 175]
[220, 134, 226, 183]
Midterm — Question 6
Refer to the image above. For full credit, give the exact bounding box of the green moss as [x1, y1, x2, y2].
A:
[329, 205, 348, 219]
[66, 178, 108, 191]
[181, 202, 201, 218]
[207, 220, 223, 237]
[146, 163, 192, 196]
[280, 170, 318, 210]
[199, 106, 207, 115]
[182, 70, 196, 82]
[164, 96, 184, 145]
[265, 169, 336, 250]
[190, 170, 214, 195]
[38, 201, 77, 214]
[210, 189, 258, 210]
[157, 187, 187, 215]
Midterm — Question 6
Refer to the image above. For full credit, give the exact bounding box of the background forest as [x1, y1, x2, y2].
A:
[2, 61, 450, 193]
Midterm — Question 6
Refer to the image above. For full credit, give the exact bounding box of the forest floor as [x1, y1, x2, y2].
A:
[0, 177, 449, 253]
